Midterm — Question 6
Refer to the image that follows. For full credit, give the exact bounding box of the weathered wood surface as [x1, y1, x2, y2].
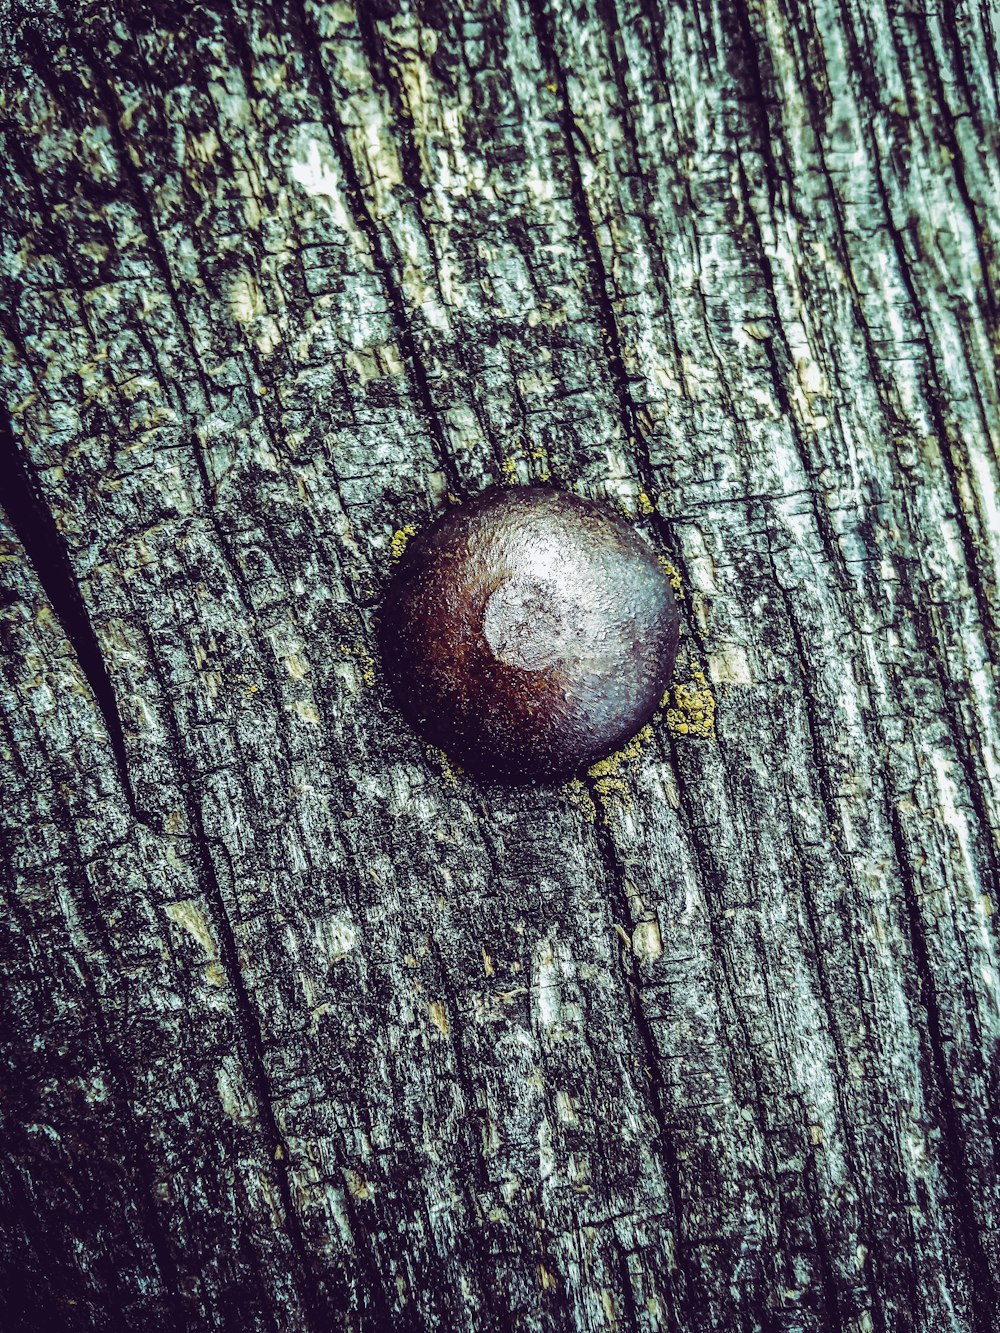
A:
[1, 1, 999, 1329]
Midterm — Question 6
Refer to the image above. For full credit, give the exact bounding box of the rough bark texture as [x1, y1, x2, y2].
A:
[1, 1, 998, 1330]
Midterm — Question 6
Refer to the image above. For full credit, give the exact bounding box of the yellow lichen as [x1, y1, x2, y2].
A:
[344, 1167, 372, 1200]
[636, 490, 654, 515]
[657, 556, 685, 599]
[592, 775, 631, 813]
[391, 524, 417, 560]
[499, 444, 553, 484]
[426, 745, 461, 784]
[501, 455, 520, 483]
[663, 667, 716, 738]
[338, 638, 376, 687]
[358, 653, 376, 688]
[587, 724, 654, 779]
[565, 777, 597, 823]
[530, 446, 551, 481]
[584, 725, 656, 821]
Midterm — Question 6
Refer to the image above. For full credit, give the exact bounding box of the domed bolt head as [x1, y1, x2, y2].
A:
[378, 485, 680, 782]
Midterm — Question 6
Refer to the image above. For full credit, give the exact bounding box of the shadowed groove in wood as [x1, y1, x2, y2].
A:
[0, 401, 138, 813]
[293, 0, 462, 496]
[136, 634, 354, 1331]
[890, 803, 994, 1328]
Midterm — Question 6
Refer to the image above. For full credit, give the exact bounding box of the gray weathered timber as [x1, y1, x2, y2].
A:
[1, 0, 998, 1329]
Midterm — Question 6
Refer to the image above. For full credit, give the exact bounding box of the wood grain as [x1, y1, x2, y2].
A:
[1, 1, 998, 1328]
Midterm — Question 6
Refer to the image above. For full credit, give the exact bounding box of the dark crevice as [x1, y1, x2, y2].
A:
[767, 640, 890, 1322]
[288, 0, 462, 497]
[0, 1147, 95, 1333]
[770, 0, 1000, 960]
[756, 0, 1000, 969]
[901, 5, 997, 326]
[70, 24, 288, 533]
[62, 24, 330, 823]
[824, 0, 1000, 675]
[69, 43, 214, 421]
[890, 805, 997, 1332]
[582, 774, 691, 1330]
[822, 0, 1000, 916]
[612, 1243, 644, 1333]
[74, 964, 194, 1330]
[730, 0, 784, 217]
[524, 0, 640, 456]
[527, 0, 708, 675]
[590, 0, 690, 426]
[1, 806, 191, 1321]
[663, 718, 828, 1320]
[353, 0, 443, 274]
[138, 637, 366, 1333]
[211, 4, 322, 474]
[364, 931, 511, 1333]
[797, 1100, 844, 1331]
[588, 0, 759, 683]
[0, 402, 138, 816]
[721, 3, 857, 627]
